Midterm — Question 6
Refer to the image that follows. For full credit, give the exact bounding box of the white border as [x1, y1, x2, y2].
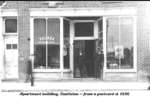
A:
[103, 16, 137, 73]
[31, 17, 65, 73]
[0, 9, 18, 17]
[30, 7, 137, 16]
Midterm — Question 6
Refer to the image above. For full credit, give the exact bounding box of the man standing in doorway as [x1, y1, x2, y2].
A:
[94, 47, 104, 79]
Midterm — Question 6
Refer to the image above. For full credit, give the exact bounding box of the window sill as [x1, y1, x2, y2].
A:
[33, 69, 71, 73]
[3, 33, 18, 36]
[104, 68, 137, 73]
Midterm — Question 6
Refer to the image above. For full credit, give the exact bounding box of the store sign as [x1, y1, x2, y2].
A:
[34, 18, 60, 44]
[39, 36, 55, 41]
[38, 36, 55, 44]
[115, 45, 124, 59]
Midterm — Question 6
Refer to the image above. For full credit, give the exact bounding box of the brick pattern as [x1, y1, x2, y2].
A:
[137, 4, 150, 81]
[17, 1, 30, 81]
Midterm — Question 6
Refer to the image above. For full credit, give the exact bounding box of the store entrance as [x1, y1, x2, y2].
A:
[64, 16, 103, 79]
[73, 40, 95, 78]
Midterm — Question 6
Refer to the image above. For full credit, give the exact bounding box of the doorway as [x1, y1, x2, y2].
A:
[72, 19, 97, 78]
[64, 17, 103, 79]
[74, 40, 95, 78]
[4, 36, 18, 79]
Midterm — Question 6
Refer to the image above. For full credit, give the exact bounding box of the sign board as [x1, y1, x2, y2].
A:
[34, 18, 60, 45]
[115, 45, 124, 59]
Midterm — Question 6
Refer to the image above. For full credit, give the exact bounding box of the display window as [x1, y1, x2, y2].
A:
[34, 18, 60, 69]
[106, 17, 134, 69]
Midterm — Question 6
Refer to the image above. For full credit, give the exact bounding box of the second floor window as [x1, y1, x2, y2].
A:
[5, 18, 17, 33]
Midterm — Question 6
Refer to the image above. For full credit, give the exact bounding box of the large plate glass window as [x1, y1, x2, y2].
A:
[34, 18, 60, 69]
[106, 17, 134, 69]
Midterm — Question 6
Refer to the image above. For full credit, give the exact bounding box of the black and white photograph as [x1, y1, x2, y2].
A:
[0, 1, 150, 97]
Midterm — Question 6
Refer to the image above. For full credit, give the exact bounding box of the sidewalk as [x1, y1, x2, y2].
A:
[1, 80, 149, 90]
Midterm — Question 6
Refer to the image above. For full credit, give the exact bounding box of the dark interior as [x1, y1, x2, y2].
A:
[74, 40, 95, 78]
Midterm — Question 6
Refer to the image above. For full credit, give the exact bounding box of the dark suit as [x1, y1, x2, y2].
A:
[94, 53, 104, 79]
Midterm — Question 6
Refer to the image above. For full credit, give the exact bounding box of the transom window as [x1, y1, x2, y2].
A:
[74, 22, 94, 37]
[5, 18, 17, 33]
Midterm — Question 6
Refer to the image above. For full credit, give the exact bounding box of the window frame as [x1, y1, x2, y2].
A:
[31, 17, 69, 72]
[3, 17, 18, 35]
[103, 16, 137, 72]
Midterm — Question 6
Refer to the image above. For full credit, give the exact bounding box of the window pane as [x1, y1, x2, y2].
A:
[34, 44, 46, 69]
[6, 44, 11, 49]
[120, 17, 133, 69]
[75, 22, 94, 36]
[12, 44, 17, 49]
[47, 45, 60, 69]
[106, 18, 120, 69]
[64, 19, 70, 38]
[5, 19, 17, 33]
[64, 19, 70, 69]
[34, 19, 46, 69]
[47, 18, 60, 44]
[47, 18, 60, 69]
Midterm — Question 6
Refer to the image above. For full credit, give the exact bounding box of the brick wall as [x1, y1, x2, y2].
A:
[17, 1, 30, 81]
[137, 3, 150, 81]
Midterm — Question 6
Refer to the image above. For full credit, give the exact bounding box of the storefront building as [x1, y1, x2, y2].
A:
[1, 1, 150, 82]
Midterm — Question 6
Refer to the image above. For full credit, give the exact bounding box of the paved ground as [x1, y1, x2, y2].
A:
[1, 81, 150, 97]
[0, 80, 149, 90]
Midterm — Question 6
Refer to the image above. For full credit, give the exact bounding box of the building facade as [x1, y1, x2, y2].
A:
[0, 1, 150, 82]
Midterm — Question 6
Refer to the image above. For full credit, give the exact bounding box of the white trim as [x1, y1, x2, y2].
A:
[46, 18, 48, 68]
[103, 16, 107, 78]
[133, 16, 137, 72]
[1, 9, 18, 17]
[94, 20, 98, 39]
[0, 15, 4, 79]
[104, 16, 137, 73]
[70, 21, 74, 76]
[30, 7, 136, 11]
[30, 17, 34, 69]
[60, 17, 64, 79]
[30, 7, 137, 17]
[33, 69, 71, 73]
